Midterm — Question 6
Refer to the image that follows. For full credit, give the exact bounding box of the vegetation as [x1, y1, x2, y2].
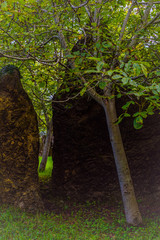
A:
[0, 0, 160, 226]
[38, 156, 53, 180]
[1, 158, 159, 239]
[0, 204, 160, 240]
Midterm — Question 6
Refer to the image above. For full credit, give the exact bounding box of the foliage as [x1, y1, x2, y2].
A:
[21, 63, 57, 134]
[0, 0, 160, 130]
[38, 156, 53, 179]
[0, 204, 160, 239]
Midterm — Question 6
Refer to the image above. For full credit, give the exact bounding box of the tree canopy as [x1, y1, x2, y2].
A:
[0, 0, 160, 128]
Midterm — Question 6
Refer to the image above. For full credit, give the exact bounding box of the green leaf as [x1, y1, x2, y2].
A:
[146, 104, 154, 115]
[95, 42, 101, 49]
[87, 57, 101, 61]
[120, 62, 125, 68]
[102, 42, 112, 48]
[122, 77, 130, 85]
[117, 93, 122, 98]
[122, 101, 135, 110]
[155, 71, 160, 76]
[140, 111, 147, 118]
[120, 71, 128, 77]
[80, 87, 86, 96]
[133, 63, 141, 76]
[129, 79, 137, 87]
[112, 74, 122, 80]
[124, 62, 131, 72]
[1, 1, 8, 10]
[96, 61, 104, 71]
[73, 51, 80, 56]
[152, 89, 157, 95]
[84, 70, 100, 74]
[107, 70, 114, 76]
[115, 114, 124, 125]
[133, 116, 143, 129]
[140, 64, 148, 77]
[66, 54, 74, 58]
[99, 81, 107, 89]
[155, 84, 160, 93]
[39, 82, 45, 88]
[66, 88, 70, 92]
[124, 113, 131, 117]
[133, 112, 140, 117]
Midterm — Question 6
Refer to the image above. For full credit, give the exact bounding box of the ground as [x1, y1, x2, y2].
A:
[39, 147, 160, 221]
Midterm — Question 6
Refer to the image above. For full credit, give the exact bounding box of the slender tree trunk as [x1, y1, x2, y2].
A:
[39, 119, 53, 172]
[102, 98, 142, 226]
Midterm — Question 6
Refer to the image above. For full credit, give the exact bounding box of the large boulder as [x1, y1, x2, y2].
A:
[52, 97, 117, 199]
[0, 65, 43, 211]
[52, 95, 160, 201]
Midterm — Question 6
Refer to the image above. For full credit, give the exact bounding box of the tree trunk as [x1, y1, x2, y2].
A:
[39, 119, 53, 172]
[102, 97, 142, 226]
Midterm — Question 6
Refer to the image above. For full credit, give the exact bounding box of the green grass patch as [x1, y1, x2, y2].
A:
[0, 204, 160, 240]
[38, 156, 53, 180]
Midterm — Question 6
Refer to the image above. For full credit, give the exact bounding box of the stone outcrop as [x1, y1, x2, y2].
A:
[52, 95, 160, 201]
[0, 65, 43, 211]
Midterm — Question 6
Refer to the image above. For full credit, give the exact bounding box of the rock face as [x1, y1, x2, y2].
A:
[52, 97, 117, 199]
[0, 65, 43, 211]
[52, 96, 160, 201]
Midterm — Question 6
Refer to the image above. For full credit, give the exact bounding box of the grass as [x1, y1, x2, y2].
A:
[38, 156, 53, 179]
[1, 158, 160, 239]
[0, 204, 160, 240]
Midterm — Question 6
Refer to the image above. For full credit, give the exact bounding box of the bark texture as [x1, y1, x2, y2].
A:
[0, 65, 43, 212]
[39, 119, 53, 172]
[103, 98, 142, 225]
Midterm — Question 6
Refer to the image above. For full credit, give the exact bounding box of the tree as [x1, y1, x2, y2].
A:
[0, 0, 160, 225]
[21, 64, 56, 171]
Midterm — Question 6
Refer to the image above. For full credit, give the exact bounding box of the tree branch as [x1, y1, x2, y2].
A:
[153, 20, 160, 24]
[80, 76, 103, 105]
[39, 36, 59, 48]
[138, 2, 160, 4]
[144, 12, 160, 29]
[119, 0, 136, 42]
[0, 53, 34, 61]
[0, 52, 59, 66]
[129, 0, 155, 48]
[68, 0, 89, 9]
[141, 0, 154, 25]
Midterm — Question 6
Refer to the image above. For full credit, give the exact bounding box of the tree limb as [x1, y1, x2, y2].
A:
[0, 53, 34, 61]
[68, 0, 89, 9]
[129, 0, 155, 48]
[80, 76, 103, 105]
[138, 1, 160, 4]
[119, 0, 136, 42]
[0, 52, 59, 66]
[144, 12, 160, 29]
[141, 0, 154, 25]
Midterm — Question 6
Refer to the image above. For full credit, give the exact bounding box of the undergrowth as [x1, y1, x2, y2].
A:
[38, 156, 53, 180]
[0, 204, 160, 240]
[1, 158, 159, 239]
